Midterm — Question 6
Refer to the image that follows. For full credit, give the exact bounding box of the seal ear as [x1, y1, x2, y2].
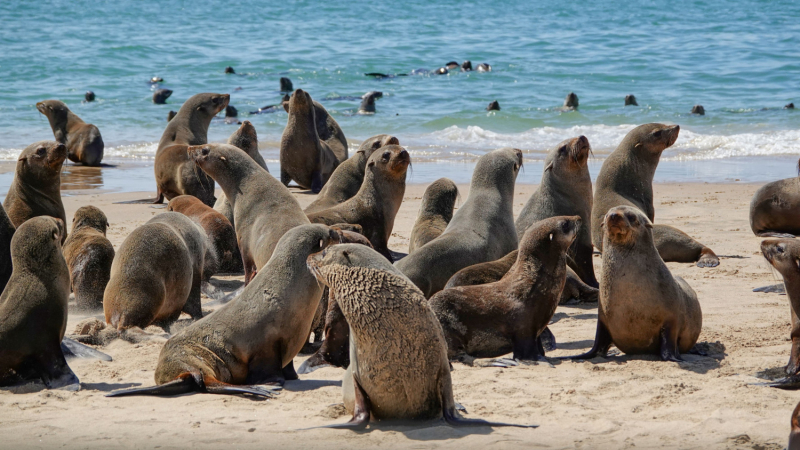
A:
[645, 222, 653, 229]
[367, 161, 375, 168]
[220, 156, 227, 162]
[635, 143, 643, 148]
[544, 162, 554, 172]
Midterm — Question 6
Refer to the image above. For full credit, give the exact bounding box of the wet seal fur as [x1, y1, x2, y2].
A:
[307, 145, 410, 261]
[63, 206, 114, 310]
[749, 161, 800, 238]
[0, 217, 78, 390]
[408, 178, 458, 253]
[306, 243, 535, 429]
[515, 136, 597, 287]
[189, 143, 309, 284]
[396, 148, 523, 298]
[107, 224, 340, 399]
[591, 123, 719, 268]
[36, 100, 104, 166]
[168, 195, 242, 273]
[567, 206, 702, 362]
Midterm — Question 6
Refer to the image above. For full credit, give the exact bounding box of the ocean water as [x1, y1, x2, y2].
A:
[1, 0, 799, 190]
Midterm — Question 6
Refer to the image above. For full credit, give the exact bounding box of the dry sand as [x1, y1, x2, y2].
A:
[0, 182, 795, 449]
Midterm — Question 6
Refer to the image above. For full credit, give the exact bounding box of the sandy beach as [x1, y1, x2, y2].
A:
[0, 181, 794, 450]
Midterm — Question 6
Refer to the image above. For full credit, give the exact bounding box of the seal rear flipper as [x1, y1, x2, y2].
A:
[311, 171, 324, 194]
[280, 168, 291, 187]
[203, 377, 281, 398]
[696, 247, 720, 268]
[320, 374, 371, 430]
[61, 337, 112, 361]
[539, 327, 556, 352]
[757, 231, 797, 239]
[562, 319, 613, 360]
[753, 284, 786, 294]
[750, 376, 800, 390]
[106, 375, 198, 397]
[442, 406, 537, 428]
[114, 193, 165, 204]
[659, 325, 683, 362]
[297, 354, 333, 374]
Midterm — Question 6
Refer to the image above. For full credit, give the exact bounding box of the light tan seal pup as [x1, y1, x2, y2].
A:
[0, 204, 14, 292]
[305, 134, 399, 214]
[307, 145, 410, 261]
[568, 206, 702, 362]
[515, 136, 597, 287]
[591, 123, 719, 267]
[408, 178, 458, 253]
[430, 216, 578, 365]
[307, 243, 535, 429]
[62, 206, 114, 310]
[168, 195, 242, 273]
[103, 212, 208, 330]
[107, 224, 341, 398]
[3, 141, 67, 236]
[0, 216, 78, 390]
[280, 89, 347, 193]
[396, 148, 523, 298]
[189, 143, 309, 284]
[749, 161, 800, 238]
[36, 100, 104, 166]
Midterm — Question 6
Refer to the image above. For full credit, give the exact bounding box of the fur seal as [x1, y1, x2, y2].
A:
[168, 195, 242, 273]
[224, 66, 235, 74]
[280, 77, 293, 92]
[591, 123, 720, 267]
[358, 92, 380, 114]
[0, 216, 78, 390]
[791, 401, 800, 449]
[167, 110, 177, 121]
[476, 63, 491, 72]
[625, 95, 638, 106]
[189, 143, 309, 284]
[307, 145, 409, 261]
[103, 212, 208, 330]
[486, 100, 500, 111]
[396, 148, 522, 298]
[149, 77, 164, 84]
[36, 100, 104, 166]
[563, 92, 579, 109]
[107, 224, 340, 398]
[445, 61, 459, 70]
[408, 178, 458, 253]
[0, 204, 13, 292]
[306, 243, 534, 429]
[3, 141, 67, 234]
[690, 105, 705, 115]
[430, 216, 579, 365]
[84, 91, 95, 102]
[224, 105, 239, 124]
[568, 206, 702, 361]
[62, 206, 114, 310]
[461, 61, 473, 71]
[787, 103, 795, 110]
[280, 89, 347, 192]
[749, 167, 800, 238]
[515, 136, 597, 287]
[304, 134, 399, 214]
[153, 89, 172, 104]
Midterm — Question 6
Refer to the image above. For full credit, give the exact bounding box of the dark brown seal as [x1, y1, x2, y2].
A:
[153, 89, 172, 104]
[36, 100, 104, 166]
[515, 136, 597, 287]
[3, 141, 67, 237]
[0, 216, 77, 390]
[107, 224, 340, 398]
[625, 95, 638, 106]
[307, 145, 410, 261]
[408, 178, 458, 253]
[591, 123, 719, 267]
[750, 165, 800, 238]
[568, 206, 702, 362]
[0, 204, 14, 292]
[486, 100, 500, 111]
[62, 206, 114, 310]
[563, 92, 579, 109]
[306, 243, 534, 429]
[690, 105, 705, 115]
[168, 195, 242, 273]
[430, 216, 578, 365]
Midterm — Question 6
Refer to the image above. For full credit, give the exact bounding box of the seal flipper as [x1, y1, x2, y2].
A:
[563, 319, 613, 360]
[311, 171, 323, 194]
[440, 368, 536, 428]
[696, 247, 720, 268]
[753, 284, 786, 294]
[203, 376, 280, 398]
[757, 231, 797, 239]
[750, 375, 800, 390]
[659, 325, 683, 362]
[107, 376, 197, 397]
[114, 192, 165, 205]
[37, 351, 80, 391]
[280, 168, 291, 187]
[539, 327, 556, 352]
[61, 337, 112, 361]
[323, 374, 371, 430]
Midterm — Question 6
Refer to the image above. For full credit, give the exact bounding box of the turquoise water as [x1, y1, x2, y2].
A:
[1, 0, 799, 188]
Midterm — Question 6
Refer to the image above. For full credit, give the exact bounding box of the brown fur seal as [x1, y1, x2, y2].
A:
[396, 148, 522, 298]
[486, 100, 500, 111]
[430, 216, 579, 365]
[750, 165, 800, 238]
[625, 95, 638, 106]
[563, 92, 579, 109]
[0, 216, 78, 389]
[103, 212, 208, 330]
[591, 123, 719, 267]
[3, 141, 67, 236]
[189, 143, 309, 284]
[306, 243, 534, 429]
[408, 178, 458, 253]
[168, 195, 242, 273]
[62, 206, 114, 310]
[790, 401, 800, 449]
[280, 89, 347, 193]
[305, 134, 399, 214]
[690, 105, 705, 115]
[568, 206, 702, 361]
[84, 91, 95, 102]
[153, 89, 172, 104]
[0, 204, 14, 292]
[307, 145, 409, 261]
[515, 136, 597, 287]
[107, 224, 341, 398]
[36, 100, 104, 166]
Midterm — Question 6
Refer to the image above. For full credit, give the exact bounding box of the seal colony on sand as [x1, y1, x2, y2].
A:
[107, 225, 340, 398]
[396, 148, 522, 298]
[36, 100, 104, 166]
[749, 161, 800, 238]
[408, 178, 458, 253]
[306, 244, 535, 429]
[62, 206, 114, 310]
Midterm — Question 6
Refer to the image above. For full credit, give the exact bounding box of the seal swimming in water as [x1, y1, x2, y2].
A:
[749, 161, 800, 238]
[62, 206, 114, 310]
[396, 148, 522, 298]
[562, 92, 579, 110]
[625, 95, 638, 106]
[36, 100, 104, 166]
[476, 63, 491, 72]
[0, 216, 78, 390]
[168, 195, 242, 273]
[84, 91, 95, 102]
[307, 145, 410, 261]
[153, 89, 172, 104]
[591, 123, 720, 267]
[304, 134, 399, 214]
[107, 224, 341, 398]
[567, 206, 702, 362]
[690, 105, 705, 115]
[306, 243, 535, 429]
[486, 100, 500, 111]
[3, 141, 67, 236]
[358, 91, 381, 114]
[515, 136, 597, 287]
[280, 77, 293, 93]
[0, 204, 13, 292]
[408, 178, 458, 253]
[189, 143, 309, 284]
[224, 66, 235, 74]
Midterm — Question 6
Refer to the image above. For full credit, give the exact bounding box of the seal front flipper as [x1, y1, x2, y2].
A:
[61, 337, 112, 361]
[114, 193, 165, 204]
[753, 284, 785, 294]
[563, 319, 613, 360]
[280, 168, 292, 187]
[37, 352, 80, 391]
[659, 325, 683, 362]
[539, 327, 556, 352]
[311, 171, 324, 194]
[696, 248, 720, 268]
[107, 376, 197, 397]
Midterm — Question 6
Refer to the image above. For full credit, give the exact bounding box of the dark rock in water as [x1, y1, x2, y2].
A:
[691, 104, 705, 115]
[167, 111, 177, 122]
[786, 103, 795, 110]
[280, 77, 293, 92]
[85, 91, 95, 102]
[153, 89, 172, 104]
[224, 66, 235, 74]
[624, 94, 638, 106]
[487, 100, 501, 111]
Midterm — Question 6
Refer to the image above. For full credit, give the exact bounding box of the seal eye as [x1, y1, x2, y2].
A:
[653, 130, 663, 138]
[778, 245, 786, 254]
[35, 147, 46, 157]
[381, 151, 391, 161]
[201, 147, 210, 156]
[625, 213, 637, 223]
